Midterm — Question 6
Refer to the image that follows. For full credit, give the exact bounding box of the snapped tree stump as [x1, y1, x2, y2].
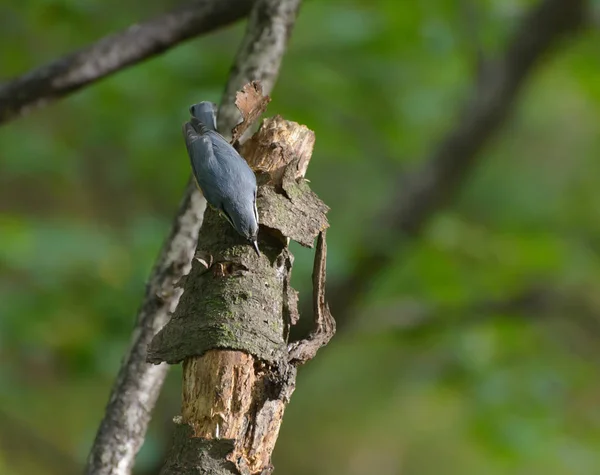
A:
[147, 104, 335, 474]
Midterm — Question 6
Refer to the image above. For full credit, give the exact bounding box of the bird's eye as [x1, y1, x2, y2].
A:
[189, 105, 195, 116]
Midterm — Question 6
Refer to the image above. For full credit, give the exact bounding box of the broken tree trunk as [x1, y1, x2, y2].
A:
[148, 109, 335, 474]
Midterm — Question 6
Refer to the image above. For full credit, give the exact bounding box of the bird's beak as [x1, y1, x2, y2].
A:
[251, 239, 260, 256]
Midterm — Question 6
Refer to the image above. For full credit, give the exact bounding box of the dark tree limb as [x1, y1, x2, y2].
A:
[330, 0, 588, 327]
[0, 0, 255, 124]
[360, 284, 600, 359]
[356, 285, 576, 336]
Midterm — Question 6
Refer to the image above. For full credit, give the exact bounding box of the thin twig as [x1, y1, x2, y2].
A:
[0, 0, 255, 125]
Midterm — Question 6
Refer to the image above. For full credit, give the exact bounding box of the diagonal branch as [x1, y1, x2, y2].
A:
[84, 188, 206, 475]
[85, 0, 300, 474]
[329, 0, 588, 328]
[0, 0, 255, 125]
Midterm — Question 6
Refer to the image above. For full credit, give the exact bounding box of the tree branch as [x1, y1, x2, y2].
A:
[85, 189, 206, 475]
[329, 0, 587, 328]
[0, 0, 255, 125]
[151, 113, 332, 474]
[85, 0, 301, 474]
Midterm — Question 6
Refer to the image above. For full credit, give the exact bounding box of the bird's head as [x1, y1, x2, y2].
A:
[189, 102, 218, 130]
[240, 217, 260, 257]
[222, 201, 260, 256]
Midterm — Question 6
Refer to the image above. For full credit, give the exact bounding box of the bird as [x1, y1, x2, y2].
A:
[183, 101, 260, 256]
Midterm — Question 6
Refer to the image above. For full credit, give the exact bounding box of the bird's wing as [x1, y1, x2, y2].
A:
[219, 203, 236, 229]
[208, 130, 257, 188]
[183, 120, 216, 195]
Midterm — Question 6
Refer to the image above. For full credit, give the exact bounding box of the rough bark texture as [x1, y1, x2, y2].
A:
[328, 0, 588, 328]
[148, 204, 292, 364]
[0, 0, 255, 124]
[150, 115, 334, 475]
[148, 116, 322, 367]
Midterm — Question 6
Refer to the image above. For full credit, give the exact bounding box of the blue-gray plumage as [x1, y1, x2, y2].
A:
[183, 101, 260, 255]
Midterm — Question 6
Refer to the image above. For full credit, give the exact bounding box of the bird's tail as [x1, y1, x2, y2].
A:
[189, 102, 217, 131]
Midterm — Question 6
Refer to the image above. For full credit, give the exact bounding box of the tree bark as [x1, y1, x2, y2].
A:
[149, 115, 334, 475]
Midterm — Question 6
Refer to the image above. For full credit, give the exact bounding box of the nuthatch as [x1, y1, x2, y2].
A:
[183, 101, 260, 255]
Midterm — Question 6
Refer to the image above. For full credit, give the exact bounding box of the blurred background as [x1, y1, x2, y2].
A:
[2, 0, 600, 474]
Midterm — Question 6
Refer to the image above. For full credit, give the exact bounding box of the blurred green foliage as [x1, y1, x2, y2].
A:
[2, 1, 600, 474]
